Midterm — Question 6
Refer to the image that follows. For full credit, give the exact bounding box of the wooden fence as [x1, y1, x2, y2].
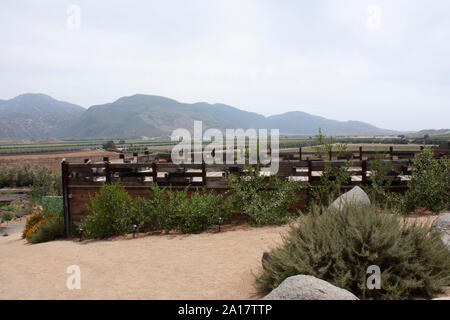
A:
[61, 147, 450, 235]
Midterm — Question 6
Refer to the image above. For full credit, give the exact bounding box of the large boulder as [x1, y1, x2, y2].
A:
[328, 186, 370, 211]
[262, 275, 359, 300]
[431, 213, 450, 250]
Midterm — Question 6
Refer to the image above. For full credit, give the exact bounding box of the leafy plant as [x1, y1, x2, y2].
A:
[27, 218, 64, 244]
[30, 167, 60, 202]
[81, 183, 132, 239]
[225, 166, 301, 225]
[22, 210, 45, 239]
[314, 128, 334, 158]
[102, 140, 117, 151]
[363, 155, 397, 204]
[308, 161, 352, 206]
[394, 148, 449, 214]
[1, 212, 13, 224]
[81, 182, 228, 237]
[166, 189, 223, 233]
[256, 204, 450, 300]
[0, 165, 34, 188]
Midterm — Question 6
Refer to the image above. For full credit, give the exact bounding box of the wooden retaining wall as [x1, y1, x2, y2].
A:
[61, 147, 450, 235]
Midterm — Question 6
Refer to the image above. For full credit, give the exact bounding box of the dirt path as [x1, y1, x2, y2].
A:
[0, 223, 289, 300]
[0, 214, 443, 300]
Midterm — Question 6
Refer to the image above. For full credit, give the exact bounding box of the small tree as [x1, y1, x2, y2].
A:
[396, 147, 450, 213]
[1, 213, 13, 225]
[102, 140, 116, 151]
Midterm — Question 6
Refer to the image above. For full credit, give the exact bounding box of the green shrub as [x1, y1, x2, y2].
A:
[27, 217, 65, 244]
[363, 155, 396, 204]
[139, 185, 225, 234]
[0, 165, 60, 195]
[256, 204, 450, 300]
[22, 204, 64, 243]
[22, 210, 45, 239]
[30, 167, 60, 202]
[81, 183, 228, 238]
[309, 161, 352, 206]
[226, 167, 300, 225]
[394, 148, 449, 214]
[1, 212, 13, 224]
[173, 190, 224, 233]
[144, 183, 174, 231]
[0, 165, 33, 188]
[81, 183, 132, 239]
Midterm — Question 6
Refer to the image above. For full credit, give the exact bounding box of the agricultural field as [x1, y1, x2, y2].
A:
[0, 138, 176, 156]
[0, 150, 120, 170]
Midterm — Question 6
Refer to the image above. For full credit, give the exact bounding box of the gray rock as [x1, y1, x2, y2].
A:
[262, 275, 359, 300]
[328, 186, 370, 211]
[431, 213, 450, 249]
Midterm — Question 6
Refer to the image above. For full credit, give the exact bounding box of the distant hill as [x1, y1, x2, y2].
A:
[0, 93, 399, 140]
[412, 129, 450, 136]
[68, 94, 396, 139]
[264, 111, 394, 136]
[0, 93, 85, 139]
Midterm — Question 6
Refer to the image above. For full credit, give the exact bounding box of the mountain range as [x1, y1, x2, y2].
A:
[0, 93, 401, 140]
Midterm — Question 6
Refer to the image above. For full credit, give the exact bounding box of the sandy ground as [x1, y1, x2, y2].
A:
[0, 214, 446, 300]
[0, 222, 290, 300]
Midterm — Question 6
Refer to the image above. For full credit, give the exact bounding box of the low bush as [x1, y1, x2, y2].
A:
[81, 183, 131, 239]
[22, 205, 65, 243]
[173, 190, 224, 233]
[225, 167, 301, 225]
[81, 183, 227, 238]
[22, 210, 45, 239]
[27, 217, 64, 244]
[363, 155, 396, 204]
[0, 165, 34, 188]
[396, 148, 450, 214]
[256, 204, 450, 300]
[1, 212, 13, 224]
[308, 161, 352, 206]
[29, 167, 61, 201]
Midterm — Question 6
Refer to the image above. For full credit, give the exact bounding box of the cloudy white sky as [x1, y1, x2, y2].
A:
[0, 0, 449, 131]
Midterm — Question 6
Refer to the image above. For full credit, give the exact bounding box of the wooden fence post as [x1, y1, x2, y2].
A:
[307, 159, 312, 183]
[329, 150, 332, 161]
[104, 159, 111, 184]
[61, 160, 71, 237]
[362, 160, 367, 184]
[306, 159, 313, 206]
[152, 162, 158, 183]
[299, 147, 302, 160]
[359, 146, 363, 161]
[202, 161, 207, 187]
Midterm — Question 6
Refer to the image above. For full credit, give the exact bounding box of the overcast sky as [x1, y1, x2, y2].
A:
[0, 0, 449, 131]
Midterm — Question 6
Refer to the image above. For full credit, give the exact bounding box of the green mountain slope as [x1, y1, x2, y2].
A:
[0, 93, 85, 139]
[68, 94, 394, 139]
[0, 93, 397, 139]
